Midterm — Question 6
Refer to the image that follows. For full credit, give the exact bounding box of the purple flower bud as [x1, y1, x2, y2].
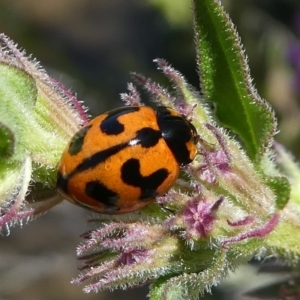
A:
[182, 196, 224, 238]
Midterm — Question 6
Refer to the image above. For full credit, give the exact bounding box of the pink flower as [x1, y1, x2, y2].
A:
[182, 196, 223, 238]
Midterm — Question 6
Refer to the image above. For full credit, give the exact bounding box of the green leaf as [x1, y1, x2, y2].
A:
[150, 276, 201, 300]
[0, 63, 36, 110]
[265, 176, 291, 210]
[0, 63, 37, 161]
[193, 0, 276, 162]
[149, 277, 178, 300]
[0, 122, 14, 158]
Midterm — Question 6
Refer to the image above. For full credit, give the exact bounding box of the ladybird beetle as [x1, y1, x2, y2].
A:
[56, 106, 198, 214]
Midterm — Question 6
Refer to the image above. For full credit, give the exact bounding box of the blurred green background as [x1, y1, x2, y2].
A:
[1, 0, 300, 299]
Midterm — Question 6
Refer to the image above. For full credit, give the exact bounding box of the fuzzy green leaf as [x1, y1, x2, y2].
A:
[265, 176, 291, 210]
[193, 0, 276, 162]
[0, 63, 37, 161]
[0, 122, 14, 158]
[150, 276, 201, 300]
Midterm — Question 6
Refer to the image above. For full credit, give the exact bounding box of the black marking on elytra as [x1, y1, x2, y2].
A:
[139, 189, 158, 201]
[131, 127, 161, 148]
[68, 125, 91, 156]
[100, 106, 140, 135]
[67, 127, 163, 180]
[121, 158, 169, 201]
[56, 171, 69, 194]
[69, 141, 129, 177]
[85, 180, 119, 210]
[156, 106, 197, 165]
